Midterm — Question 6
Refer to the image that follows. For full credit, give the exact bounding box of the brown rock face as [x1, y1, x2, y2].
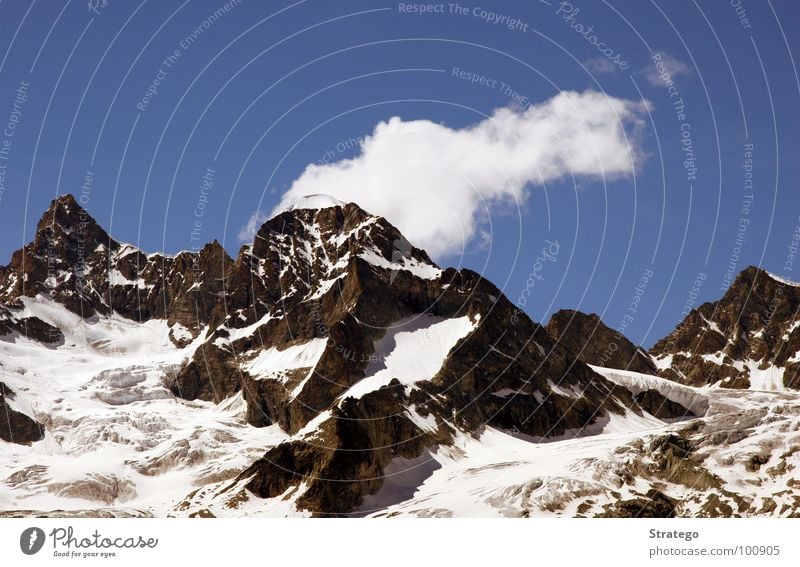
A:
[197, 204, 636, 515]
[4, 194, 799, 517]
[0, 194, 234, 333]
[546, 309, 657, 374]
[544, 310, 694, 421]
[0, 196, 638, 513]
[650, 266, 800, 389]
[0, 304, 63, 344]
[0, 382, 44, 445]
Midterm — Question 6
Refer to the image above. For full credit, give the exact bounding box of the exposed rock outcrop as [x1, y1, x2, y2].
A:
[546, 309, 657, 374]
[0, 382, 44, 445]
[650, 267, 800, 389]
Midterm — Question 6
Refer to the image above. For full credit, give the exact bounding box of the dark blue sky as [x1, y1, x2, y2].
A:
[0, 0, 798, 347]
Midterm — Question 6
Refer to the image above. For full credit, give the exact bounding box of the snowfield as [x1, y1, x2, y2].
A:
[0, 296, 289, 516]
[338, 315, 476, 401]
[2, 296, 799, 517]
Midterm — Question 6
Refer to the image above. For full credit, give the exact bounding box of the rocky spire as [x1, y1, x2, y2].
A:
[650, 266, 800, 388]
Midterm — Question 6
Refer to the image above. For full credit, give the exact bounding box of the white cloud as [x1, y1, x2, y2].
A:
[238, 210, 269, 243]
[273, 90, 648, 258]
[585, 57, 619, 75]
[645, 52, 691, 86]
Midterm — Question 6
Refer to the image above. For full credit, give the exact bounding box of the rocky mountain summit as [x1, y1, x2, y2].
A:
[0, 194, 232, 335]
[650, 266, 800, 390]
[545, 309, 657, 374]
[1, 195, 798, 517]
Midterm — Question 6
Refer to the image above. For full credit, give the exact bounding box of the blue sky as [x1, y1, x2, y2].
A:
[0, 0, 797, 347]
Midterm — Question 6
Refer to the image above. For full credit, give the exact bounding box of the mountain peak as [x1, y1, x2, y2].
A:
[546, 309, 656, 374]
[286, 193, 349, 211]
[35, 193, 109, 245]
[726, 265, 799, 290]
[650, 264, 800, 388]
[765, 270, 800, 287]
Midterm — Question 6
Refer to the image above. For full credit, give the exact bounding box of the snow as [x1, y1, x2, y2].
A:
[652, 351, 697, 371]
[243, 339, 327, 384]
[547, 380, 583, 398]
[765, 270, 800, 287]
[287, 194, 347, 211]
[783, 319, 800, 340]
[354, 450, 442, 515]
[3, 291, 799, 517]
[113, 243, 140, 259]
[701, 352, 725, 365]
[359, 247, 442, 280]
[600, 408, 665, 434]
[700, 315, 724, 335]
[224, 312, 275, 343]
[359, 425, 649, 517]
[491, 388, 529, 398]
[305, 272, 347, 301]
[338, 315, 476, 401]
[744, 360, 785, 391]
[332, 218, 376, 247]
[356, 385, 800, 517]
[293, 410, 332, 439]
[589, 365, 710, 416]
[0, 295, 288, 516]
[107, 269, 152, 290]
[170, 323, 193, 342]
[405, 405, 439, 433]
[652, 354, 673, 370]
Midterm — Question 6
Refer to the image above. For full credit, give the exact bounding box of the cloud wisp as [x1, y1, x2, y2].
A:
[645, 52, 692, 86]
[238, 210, 269, 243]
[585, 57, 620, 75]
[271, 90, 649, 258]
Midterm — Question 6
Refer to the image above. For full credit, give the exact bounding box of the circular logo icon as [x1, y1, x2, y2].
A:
[20, 527, 45, 555]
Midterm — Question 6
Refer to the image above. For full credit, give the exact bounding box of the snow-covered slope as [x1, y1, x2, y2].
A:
[650, 266, 800, 390]
[3, 196, 800, 518]
[0, 296, 289, 516]
[357, 386, 800, 518]
[589, 365, 710, 417]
